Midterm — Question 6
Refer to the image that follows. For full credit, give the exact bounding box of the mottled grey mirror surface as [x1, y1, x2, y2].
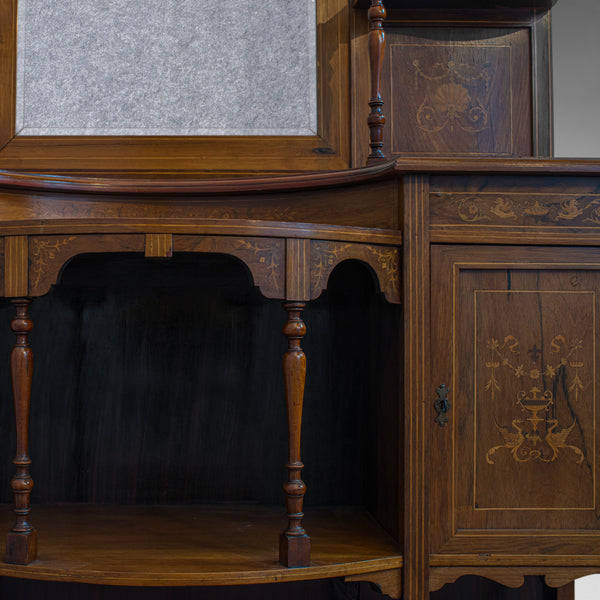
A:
[16, 0, 317, 136]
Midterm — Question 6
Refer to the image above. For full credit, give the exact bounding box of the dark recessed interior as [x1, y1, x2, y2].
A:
[0, 253, 401, 539]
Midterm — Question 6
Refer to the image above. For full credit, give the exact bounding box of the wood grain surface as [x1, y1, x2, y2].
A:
[0, 0, 15, 151]
[385, 27, 532, 158]
[403, 174, 431, 600]
[0, 505, 401, 586]
[430, 245, 600, 559]
[0, 0, 352, 174]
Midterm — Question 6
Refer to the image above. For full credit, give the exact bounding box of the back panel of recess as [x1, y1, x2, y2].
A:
[430, 245, 600, 558]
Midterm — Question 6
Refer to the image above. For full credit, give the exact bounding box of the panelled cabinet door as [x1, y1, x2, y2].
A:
[430, 245, 600, 562]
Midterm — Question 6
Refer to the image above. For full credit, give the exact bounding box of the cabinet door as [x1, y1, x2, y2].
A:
[430, 245, 600, 561]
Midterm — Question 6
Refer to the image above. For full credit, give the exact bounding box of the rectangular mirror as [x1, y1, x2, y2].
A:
[16, 0, 317, 136]
[0, 0, 350, 174]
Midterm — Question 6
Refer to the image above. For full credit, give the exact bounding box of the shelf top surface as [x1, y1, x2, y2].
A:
[353, 0, 559, 10]
[0, 505, 401, 586]
[1, 157, 600, 197]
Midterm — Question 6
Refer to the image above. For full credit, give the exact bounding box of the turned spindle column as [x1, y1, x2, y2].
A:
[280, 302, 310, 567]
[367, 0, 387, 164]
[6, 298, 37, 565]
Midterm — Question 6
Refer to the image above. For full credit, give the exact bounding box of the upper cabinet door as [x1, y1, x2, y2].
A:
[430, 245, 600, 563]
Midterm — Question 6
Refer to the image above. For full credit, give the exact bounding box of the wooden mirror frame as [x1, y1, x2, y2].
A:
[0, 0, 351, 176]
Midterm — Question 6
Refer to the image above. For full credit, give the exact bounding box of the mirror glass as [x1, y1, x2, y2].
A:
[15, 0, 317, 136]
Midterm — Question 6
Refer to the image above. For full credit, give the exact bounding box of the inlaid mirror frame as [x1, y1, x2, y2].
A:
[0, 0, 351, 175]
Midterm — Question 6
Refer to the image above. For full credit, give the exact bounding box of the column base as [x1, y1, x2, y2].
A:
[279, 532, 310, 567]
[6, 529, 37, 565]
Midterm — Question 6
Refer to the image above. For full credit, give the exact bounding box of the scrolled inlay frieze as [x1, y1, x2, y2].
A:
[431, 192, 600, 227]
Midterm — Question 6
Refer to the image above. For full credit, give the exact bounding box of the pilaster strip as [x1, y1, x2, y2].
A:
[286, 238, 311, 301]
[5, 236, 28, 297]
[145, 233, 173, 258]
[403, 174, 430, 600]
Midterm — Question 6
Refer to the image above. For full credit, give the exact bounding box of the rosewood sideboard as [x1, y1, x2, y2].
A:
[0, 158, 600, 600]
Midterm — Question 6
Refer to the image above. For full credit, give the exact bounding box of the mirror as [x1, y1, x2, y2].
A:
[15, 0, 317, 137]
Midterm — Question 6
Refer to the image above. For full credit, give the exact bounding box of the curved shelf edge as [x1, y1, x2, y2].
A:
[0, 162, 398, 196]
[0, 505, 402, 587]
[1, 558, 404, 588]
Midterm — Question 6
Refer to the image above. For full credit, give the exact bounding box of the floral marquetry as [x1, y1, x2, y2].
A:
[309, 240, 400, 303]
[173, 236, 286, 300]
[472, 288, 594, 512]
[431, 191, 600, 227]
[430, 244, 600, 562]
[484, 335, 586, 465]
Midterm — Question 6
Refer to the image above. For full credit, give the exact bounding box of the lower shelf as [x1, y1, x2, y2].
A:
[0, 505, 402, 586]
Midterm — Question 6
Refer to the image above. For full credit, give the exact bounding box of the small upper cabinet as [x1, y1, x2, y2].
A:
[352, 0, 556, 164]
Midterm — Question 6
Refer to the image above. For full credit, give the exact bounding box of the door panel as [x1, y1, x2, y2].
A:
[430, 246, 600, 560]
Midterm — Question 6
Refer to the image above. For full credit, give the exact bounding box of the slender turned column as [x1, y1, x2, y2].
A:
[279, 302, 310, 567]
[6, 298, 37, 565]
[367, 0, 387, 164]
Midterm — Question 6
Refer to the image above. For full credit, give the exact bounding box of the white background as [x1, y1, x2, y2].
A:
[552, 0, 600, 157]
[576, 576, 600, 600]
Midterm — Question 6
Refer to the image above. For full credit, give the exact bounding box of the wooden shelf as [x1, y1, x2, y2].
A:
[352, 0, 558, 9]
[0, 505, 401, 586]
[352, 0, 558, 24]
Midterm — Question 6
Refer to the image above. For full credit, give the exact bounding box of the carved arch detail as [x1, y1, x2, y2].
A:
[309, 240, 400, 304]
[430, 567, 598, 593]
[429, 568, 526, 592]
[173, 235, 285, 299]
[26, 234, 398, 303]
[27, 233, 286, 299]
[28, 234, 146, 297]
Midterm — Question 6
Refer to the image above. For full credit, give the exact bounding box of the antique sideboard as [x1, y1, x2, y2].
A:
[0, 158, 599, 599]
[1, 0, 598, 597]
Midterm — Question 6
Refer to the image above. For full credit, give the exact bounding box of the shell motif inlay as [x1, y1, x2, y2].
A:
[412, 60, 490, 134]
